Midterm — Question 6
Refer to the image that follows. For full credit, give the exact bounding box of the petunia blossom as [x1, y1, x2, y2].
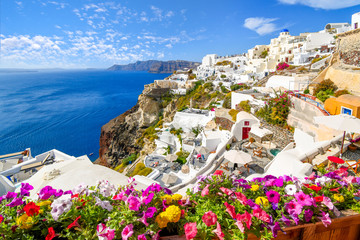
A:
[322, 196, 334, 210]
[20, 183, 34, 196]
[126, 196, 141, 211]
[201, 184, 210, 197]
[212, 222, 225, 240]
[95, 197, 113, 212]
[224, 202, 236, 219]
[319, 211, 331, 227]
[184, 222, 197, 240]
[285, 200, 302, 215]
[294, 191, 312, 206]
[97, 223, 115, 240]
[6, 197, 24, 207]
[202, 211, 217, 226]
[220, 187, 233, 196]
[122, 224, 134, 240]
[284, 184, 297, 195]
[67, 216, 81, 229]
[304, 209, 313, 222]
[45, 227, 56, 240]
[266, 190, 280, 203]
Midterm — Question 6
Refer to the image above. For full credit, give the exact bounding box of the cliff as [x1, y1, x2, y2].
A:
[96, 81, 225, 168]
[107, 60, 200, 73]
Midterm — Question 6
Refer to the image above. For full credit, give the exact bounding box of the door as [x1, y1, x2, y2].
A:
[242, 127, 251, 140]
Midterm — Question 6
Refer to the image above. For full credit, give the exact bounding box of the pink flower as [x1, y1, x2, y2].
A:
[127, 196, 141, 211]
[113, 191, 127, 201]
[220, 187, 233, 196]
[138, 234, 147, 240]
[343, 176, 356, 184]
[224, 202, 236, 219]
[122, 224, 134, 240]
[212, 222, 225, 240]
[319, 211, 331, 227]
[285, 200, 303, 215]
[141, 192, 154, 205]
[97, 223, 115, 240]
[266, 190, 280, 203]
[202, 211, 217, 226]
[294, 192, 312, 206]
[201, 184, 210, 197]
[322, 197, 334, 210]
[184, 222, 197, 240]
[235, 210, 252, 232]
[235, 192, 247, 204]
[253, 208, 270, 223]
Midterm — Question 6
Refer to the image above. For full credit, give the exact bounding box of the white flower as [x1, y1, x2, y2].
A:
[95, 197, 113, 212]
[97, 180, 116, 197]
[315, 176, 332, 185]
[50, 195, 73, 221]
[285, 184, 297, 195]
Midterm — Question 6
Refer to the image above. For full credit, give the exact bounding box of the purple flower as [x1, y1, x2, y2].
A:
[20, 183, 33, 196]
[324, 172, 341, 180]
[64, 190, 72, 195]
[122, 224, 134, 240]
[285, 200, 302, 215]
[138, 211, 149, 226]
[127, 196, 141, 211]
[294, 192, 312, 206]
[141, 192, 154, 205]
[322, 197, 334, 210]
[54, 189, 63, 198]
[5, 192, 17, 200]
[246, 199, 256, 208]
[39, 186, 57, 200]
[6, 197, 24, 207]
[272, 203, 279, 210]
[266, 190, 280, 203]
[282, 175, 292, 182]
[290, 214, 300, 225]
[145, 207, 157, 218]
[319, 211, 331, 227]
[163, 188, 172, 195]
[280, 214, 291, 226]
[95, 197, 113, 212]
[274, 178, 284, 187]
[304, 209, 313, 222]
[268, 222, 281, 238]
[149, 183, 162, 193]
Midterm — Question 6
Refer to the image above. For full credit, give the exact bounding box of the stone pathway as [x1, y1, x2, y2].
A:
[259, 120, 294, 148]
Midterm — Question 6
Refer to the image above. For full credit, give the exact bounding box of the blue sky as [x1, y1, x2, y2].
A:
[1, 0, 360, 68]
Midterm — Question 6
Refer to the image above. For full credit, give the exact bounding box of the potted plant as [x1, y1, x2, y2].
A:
[349, 133, 358, 151]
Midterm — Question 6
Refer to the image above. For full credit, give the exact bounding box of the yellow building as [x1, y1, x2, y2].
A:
[324, 94, 360, 118]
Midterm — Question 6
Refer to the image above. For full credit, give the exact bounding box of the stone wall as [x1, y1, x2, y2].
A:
[338, 29, 360, 67]
[215, 117, 234, 131]
[287, 97, 341, 141]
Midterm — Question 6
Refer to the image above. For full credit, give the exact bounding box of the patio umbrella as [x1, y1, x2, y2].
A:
[314, 114, 360, 155]
[224, 150, 253, 165]
[165, 154, 178, 162]
[181, 165, 190, 174]
[195, 146, 210, 155]
[161, 173, 178, 185]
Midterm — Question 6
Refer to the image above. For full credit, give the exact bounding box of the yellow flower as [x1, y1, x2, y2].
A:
[161, 195, 173, 204]
[164, 205, 181, 223]
[155, 212, 169, 228]
[16, 214, 34, 229]
[37, 200, 52, 207]
[333, 194, 345, 203]
[172, 194, 182, 201]
[255, 197, 269, 207]
[251, 184, 260, 191]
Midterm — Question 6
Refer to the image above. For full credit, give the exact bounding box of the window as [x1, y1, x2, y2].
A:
[244, 121, 250, 126]
[355, 23, 358, 29]
[341, 106, 353, 116]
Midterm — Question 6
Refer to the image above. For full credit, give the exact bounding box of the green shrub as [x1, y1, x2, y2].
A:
[230, 84, 241, 91]
[226, 144, 231, 150]
[222, 93, 232, 109]
[303, 89, 310, 94]
[220, 74, 226, 78]
[228, 109, 239, 122]
[313, 79, 337, 96]
[221, 86, 229, 93]
[334, 89, 350, 97]
[260, 50, 268, 59]
[239, 100, 251, 113]
[316, 90, 332, 102]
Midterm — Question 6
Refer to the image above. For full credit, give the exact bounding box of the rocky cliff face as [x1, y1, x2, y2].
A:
[107, 60, 200, 73]
[96, 84, 172, 167]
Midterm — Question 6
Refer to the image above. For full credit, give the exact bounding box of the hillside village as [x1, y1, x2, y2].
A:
[2, 11, 360, 206]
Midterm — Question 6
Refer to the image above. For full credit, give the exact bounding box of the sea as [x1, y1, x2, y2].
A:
[0, 70, 169, 161]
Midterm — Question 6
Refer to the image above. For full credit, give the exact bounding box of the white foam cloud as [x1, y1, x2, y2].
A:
[278, 0, 360, 9]
[244, 17, 278, 35]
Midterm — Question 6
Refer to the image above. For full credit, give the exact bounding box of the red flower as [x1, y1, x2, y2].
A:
[23, 202, 40, 216]
[0, 215, 3, 223]
[309, 185, 322, 193]
[71, 194, 79, 199]
[67, 216, 81, 229]
[214, 170, 223, 176]
[330, 187, 340, 193]
[314, 196, 324, 202]
[45, 227, 56, 240]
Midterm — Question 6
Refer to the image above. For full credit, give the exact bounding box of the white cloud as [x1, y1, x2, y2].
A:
[47, 1, 67, 9]
[278, 0, 360, 10]
[150, 6, 174, 21]
[244, 17, 278, 35]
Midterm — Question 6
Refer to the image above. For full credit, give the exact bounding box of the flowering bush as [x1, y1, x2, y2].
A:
[256, 91, 292, 126]
[1, 169, 360, 239]
[276, 62, 289, 71]
[0, 179, 186, 239]
[184, 169, 360, 239]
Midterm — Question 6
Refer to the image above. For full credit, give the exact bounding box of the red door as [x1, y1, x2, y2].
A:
[242, 127, 251, 140]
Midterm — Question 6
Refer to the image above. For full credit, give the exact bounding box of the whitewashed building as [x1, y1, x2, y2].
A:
[352, 12, 360, 30]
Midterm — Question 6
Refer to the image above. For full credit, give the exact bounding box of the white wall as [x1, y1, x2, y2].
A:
[352, 12, 360, 29]
[231, 92, 254, 109]
[202, 54, 218, 67]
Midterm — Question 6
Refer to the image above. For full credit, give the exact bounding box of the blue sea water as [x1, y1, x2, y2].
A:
[0, 70, 169, 161]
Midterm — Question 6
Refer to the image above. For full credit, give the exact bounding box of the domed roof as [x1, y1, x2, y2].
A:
[281, 29, 289, 33]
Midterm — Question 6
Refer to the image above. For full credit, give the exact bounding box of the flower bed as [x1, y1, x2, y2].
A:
[1, 169, 360, 239]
